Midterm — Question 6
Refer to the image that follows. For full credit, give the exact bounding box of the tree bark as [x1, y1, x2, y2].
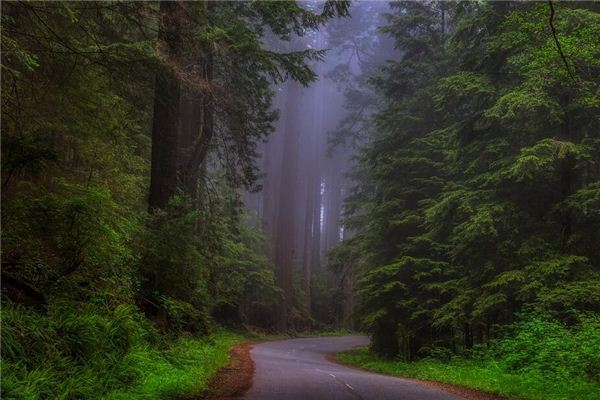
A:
[274, 80, 302, 331]
[178, 87, 204, 200]
[179, 2, 214, 204]
[372, 318, 399, 357]
[149, 1, 184, 210]
[324, 161, 342, 252]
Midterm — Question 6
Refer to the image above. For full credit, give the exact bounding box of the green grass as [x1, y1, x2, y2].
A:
[336, 347, 600, 400]
[1, 301, 247, 400]
[240, 325, 360, 340]
[3, 330, 245, 400]
[297, 329, 360, 338]
[1, 298, 362, 400]
[100, 332, 244, 400]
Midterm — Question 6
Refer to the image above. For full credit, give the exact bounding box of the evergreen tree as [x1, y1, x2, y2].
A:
[344, 1, 600, 357]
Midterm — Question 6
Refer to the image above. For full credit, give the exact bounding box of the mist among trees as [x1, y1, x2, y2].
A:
[1, 1, 599, 400]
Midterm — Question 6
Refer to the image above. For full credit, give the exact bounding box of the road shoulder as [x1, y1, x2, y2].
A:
[327, 353, 506, 400]
[190, 342, 255, 400]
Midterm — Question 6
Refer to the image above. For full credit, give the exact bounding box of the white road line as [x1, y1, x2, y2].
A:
[329, 373, 336, 378]
[345, 383, 354, 390]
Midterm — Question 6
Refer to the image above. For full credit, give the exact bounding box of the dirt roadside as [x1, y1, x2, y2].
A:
[192, 342, 256, 400]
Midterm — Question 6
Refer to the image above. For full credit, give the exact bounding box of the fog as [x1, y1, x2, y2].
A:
[243, 1, 396, 328]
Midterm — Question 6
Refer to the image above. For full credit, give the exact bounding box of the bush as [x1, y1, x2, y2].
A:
[337, 314, 600, 400]
[2, 183, 136, 303]
[154, 295, 212, 335]
[493, 314, 600, 382]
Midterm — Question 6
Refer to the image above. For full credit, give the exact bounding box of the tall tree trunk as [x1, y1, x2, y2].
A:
[274, 80, 302, 331]
[262, 87, 286, 254]
[302, 169, 316, 301]
[178, 87, 204, 201]
[311, 180, 322, 273]
[149, 1, 184, 210]
[261, 140, 274, 233]
[324, 161, 342, 252]
[183, 54, 213, 190]
[180, 2, 214, 204]
[302, 39, 325, 308]
[342, 267, 353, 329]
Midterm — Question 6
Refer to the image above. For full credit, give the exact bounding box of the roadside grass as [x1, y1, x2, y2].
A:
[297, 329, 360, 338]
[102, 328, 362, 399]
[240, 325, 360, 340]
[3, 329, 245, 400]
[1, 301, 247, 400]
[100, 333, 244, 400]
[336, 347, 600, 400]
[2, 300, 360, 400]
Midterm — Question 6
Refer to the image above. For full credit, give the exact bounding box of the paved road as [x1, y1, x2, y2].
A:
[244, 336, 463, 400]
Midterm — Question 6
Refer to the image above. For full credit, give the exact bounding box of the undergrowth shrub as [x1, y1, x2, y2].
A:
[155, 295, 212, 335]
[1, 300, 155, 399]
[338, 314, 600, 400]
[2, 182, 137, 304]
[1, 297, 244, 400]
[138, 195, 213, 335]
[492, 314, 600, 382]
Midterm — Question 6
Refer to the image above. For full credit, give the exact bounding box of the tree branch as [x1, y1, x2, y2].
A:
[548, 1, 576, 82]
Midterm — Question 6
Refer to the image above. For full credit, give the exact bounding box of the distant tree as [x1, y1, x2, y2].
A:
[148, 0, 350, 212]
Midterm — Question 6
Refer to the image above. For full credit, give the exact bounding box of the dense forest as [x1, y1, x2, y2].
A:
[1, 1, 599, 400]
[339, 0, 600, 357]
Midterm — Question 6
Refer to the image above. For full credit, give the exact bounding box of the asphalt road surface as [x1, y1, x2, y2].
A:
[244, 336, 464, 400]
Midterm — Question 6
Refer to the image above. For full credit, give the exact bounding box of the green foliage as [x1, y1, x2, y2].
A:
[196, 181, 278, 317]
[337, 316, 600, 400]
[492, 315, 600, 382]
[100, 333, 243, 400]
[2, 182, 137, 303]
[1, 300, 243, 400]
[340, 0, 600, 361]
[138, 181, 279, 333]
[1, 1, 344, 398]
[180, 0, 349, 188]
[207, 217, 279, 327]
[2, 300, 152, 399]
[140, 195, 206, 302]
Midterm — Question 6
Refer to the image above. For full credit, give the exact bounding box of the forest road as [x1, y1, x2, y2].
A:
[244, 336, 464, 400]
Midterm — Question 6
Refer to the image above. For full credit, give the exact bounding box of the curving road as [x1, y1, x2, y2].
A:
[244, 336, 463, 400]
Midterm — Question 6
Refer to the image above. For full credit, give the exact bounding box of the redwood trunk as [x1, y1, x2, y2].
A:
[149, 1, 183, 210]
[274, 81, 302, 330]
